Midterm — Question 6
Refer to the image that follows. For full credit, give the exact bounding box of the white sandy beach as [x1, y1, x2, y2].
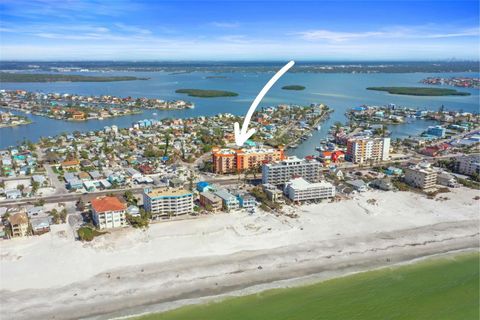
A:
[1, 188, 479, 320]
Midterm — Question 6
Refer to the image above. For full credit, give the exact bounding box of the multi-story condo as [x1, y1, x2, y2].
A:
[346, 137, 390, 164]
[284, 177, 335, 202]
[214, 189, 240, 211]
[454, 154, 480, 177]
[8, 212, 29, 237]
[262, 156, 321, 186]
[143, 187, 194, 217]
[199, 191, 223, 212]
[404, 163, 437, 190]
[91, 196, 127, 229]
[212, 146, 285, 174]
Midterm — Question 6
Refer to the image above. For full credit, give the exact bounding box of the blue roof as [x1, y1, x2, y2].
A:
[197, 181, 209, 188]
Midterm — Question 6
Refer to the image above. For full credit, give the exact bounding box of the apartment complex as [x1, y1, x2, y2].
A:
[454, 154, 480, 177]
[91, 196, 127, 229]
[284, 177, 335, 202]
[262, 156, 322, 186]
[346, 137, 390, 164]
[143, 187, 193, 217]
[404, 163, 437, 190]
[212, 146, 285, 174]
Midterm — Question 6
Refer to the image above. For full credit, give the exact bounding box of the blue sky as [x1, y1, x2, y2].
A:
[0, 0, 478, 60]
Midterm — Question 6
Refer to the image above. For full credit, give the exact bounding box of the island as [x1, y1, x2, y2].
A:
[366, 86, 470, 96]
[175, 88, 238, 97]
[282, 85, 306, 91]
[0, 73, 149, 83]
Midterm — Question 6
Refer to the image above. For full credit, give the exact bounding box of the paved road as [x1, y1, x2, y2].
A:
[0, 152, 467, 208]
[44, 164, 68, 195]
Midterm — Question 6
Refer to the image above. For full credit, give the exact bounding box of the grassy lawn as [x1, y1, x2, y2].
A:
[135, 252, 479, 320]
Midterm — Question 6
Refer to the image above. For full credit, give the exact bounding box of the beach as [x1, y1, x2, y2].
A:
[1, 187, 479, 320]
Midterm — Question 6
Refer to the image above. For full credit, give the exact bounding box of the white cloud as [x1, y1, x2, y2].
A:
[210, 21, 240, 28]
[295, 26, 480, 42]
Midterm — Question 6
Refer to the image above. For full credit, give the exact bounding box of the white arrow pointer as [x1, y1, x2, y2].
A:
[234, 60, 295, 147]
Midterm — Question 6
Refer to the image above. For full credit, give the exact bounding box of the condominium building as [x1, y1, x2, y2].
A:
[346, 137, 390, 164]
[9, 212, 29, 237]
[284, 177, 335, 202]
[199, 191, 223, 212]
[143, 187, 193, 217]
[404, 163, 437, 190]
[262, 156, 322, 186]
[454, 154, 480, 177]
[212, 146, 285, 174]
[91, 196, 127, 229]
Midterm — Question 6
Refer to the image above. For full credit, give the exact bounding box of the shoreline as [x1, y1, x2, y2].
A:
[2, 220, 479, 320]
[114, 248, 479, 320]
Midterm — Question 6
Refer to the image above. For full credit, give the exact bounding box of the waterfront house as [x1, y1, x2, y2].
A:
[91, 196, 127, 230]
[9, 212, 29, 238]
[215, 189, 240, 211]
[199, 191, 223, 212]
[236, 193, 256, 209]
[127, 205, 141, 217]
[370, 178, 394, 191]
[346, 179, 369, 192]
[30, 216, 51, 235]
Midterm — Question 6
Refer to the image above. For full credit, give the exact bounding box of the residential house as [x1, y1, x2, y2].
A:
[214, 189, 240, 211]
[9, 212, 29, 238]
[91, 196, 127, 230]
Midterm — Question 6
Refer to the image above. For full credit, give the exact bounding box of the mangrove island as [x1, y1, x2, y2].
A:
[366, 86, 471, 96]
[175, 89, 239, 98]
[282, 85, 306, 91]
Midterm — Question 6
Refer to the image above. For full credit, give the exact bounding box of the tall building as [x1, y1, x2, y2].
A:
[346, 137, 390, 164]
[143, 187, 193, 217]
[454, 154, 480, 177]
[212, 146, 285, 174]
[91, 196, 127, 229]
[404, 163, 437, 190]
[284, 177, 335, 202]
[262, 156, 322, 186]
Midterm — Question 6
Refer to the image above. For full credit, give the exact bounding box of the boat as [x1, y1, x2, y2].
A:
[152, 112, 158, 116]
[316, 125, 321, 130]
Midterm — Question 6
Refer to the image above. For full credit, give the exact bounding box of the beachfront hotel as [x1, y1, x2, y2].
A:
[262, 156, 322, 186]
[143, 187, 194, 217]
[284, 177, 335, 202]
[346, 137, 390, 164]
[404, 163, 438, 190]
[91, 196, 127, 230]
[212, 146, 285, 174]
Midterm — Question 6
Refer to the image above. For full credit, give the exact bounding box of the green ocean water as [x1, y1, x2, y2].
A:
[135, 252, 479, 320]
